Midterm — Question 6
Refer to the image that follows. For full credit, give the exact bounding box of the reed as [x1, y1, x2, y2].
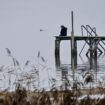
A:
[0, 49, 105, 105]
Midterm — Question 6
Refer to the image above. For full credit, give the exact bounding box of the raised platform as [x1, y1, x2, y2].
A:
[55, 36, 105, 40]
[55, 35, 105, 67]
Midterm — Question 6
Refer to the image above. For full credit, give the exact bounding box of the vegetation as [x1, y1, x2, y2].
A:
[0, 48, 105, 105]
[0, 85, 105, 105]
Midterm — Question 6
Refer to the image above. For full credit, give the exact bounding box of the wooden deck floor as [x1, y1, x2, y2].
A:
[55, 36, 105, 41]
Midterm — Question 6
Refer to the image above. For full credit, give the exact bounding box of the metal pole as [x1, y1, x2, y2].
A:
[71, 11, 74, 35]
[71, 11, 75, 82]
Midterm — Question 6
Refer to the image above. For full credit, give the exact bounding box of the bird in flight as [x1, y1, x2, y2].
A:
[40, 29, 44, 32]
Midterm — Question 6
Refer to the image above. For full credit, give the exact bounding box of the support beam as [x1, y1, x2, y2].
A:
[93, 40, 98, 69]
[55, 40, 60, 67]
[74, 39, 77, 68]
[89, 39, 93, 69]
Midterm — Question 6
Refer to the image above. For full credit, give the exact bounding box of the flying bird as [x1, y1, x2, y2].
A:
[40, 29, 44, 32]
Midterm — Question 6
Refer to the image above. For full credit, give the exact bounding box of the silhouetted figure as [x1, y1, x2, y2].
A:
[59, 25, 67, 36]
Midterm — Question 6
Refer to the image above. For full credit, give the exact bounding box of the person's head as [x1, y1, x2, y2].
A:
[61, 25, 65, 29]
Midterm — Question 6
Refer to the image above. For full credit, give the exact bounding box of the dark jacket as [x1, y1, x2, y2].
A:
[60, 26, 67, 36]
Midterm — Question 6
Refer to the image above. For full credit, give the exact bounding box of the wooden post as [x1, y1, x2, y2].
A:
[74, 39, 77, 68]
[94, 40, 98, 81]
[55, 39, 60, 67]
[89, 39, 93, 69]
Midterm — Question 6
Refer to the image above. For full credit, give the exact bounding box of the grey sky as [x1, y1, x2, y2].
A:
[0, 0, 105, 67]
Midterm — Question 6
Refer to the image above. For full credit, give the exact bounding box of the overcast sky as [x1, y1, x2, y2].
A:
[0, 0, 105, 67]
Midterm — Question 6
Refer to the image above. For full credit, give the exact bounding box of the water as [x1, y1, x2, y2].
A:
[56, 54, 105, 89]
